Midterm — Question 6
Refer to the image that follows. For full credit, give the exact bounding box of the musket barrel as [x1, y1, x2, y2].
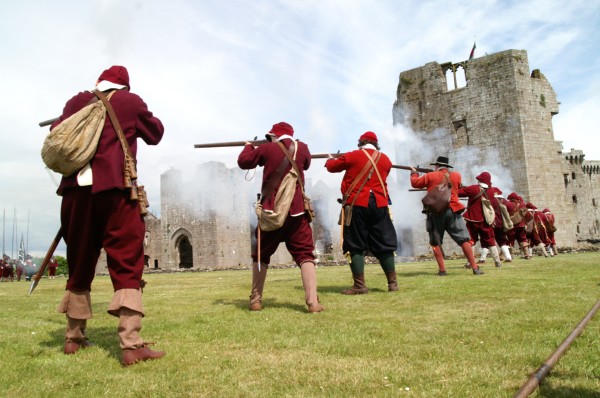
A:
[194, 140, 268, 149]
[39, 117, 59, 127]
[392, 165, 433, 173]
[310, 153, 344, 159]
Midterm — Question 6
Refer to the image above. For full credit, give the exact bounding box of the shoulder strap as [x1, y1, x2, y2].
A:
[93, 90, 129, 157]
[276, 141, 304, 194]
[341, 157, 373, 205]
[361, 149, 387, 200]
[93, 89, 139, 189]
[261, 142, 295, 200]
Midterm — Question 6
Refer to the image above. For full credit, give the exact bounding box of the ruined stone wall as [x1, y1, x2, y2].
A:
[564, 150, 600, 243]
[393, 49, 581, 252]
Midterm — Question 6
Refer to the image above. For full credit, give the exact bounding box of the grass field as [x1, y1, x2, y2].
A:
[0, 252, 598, 397]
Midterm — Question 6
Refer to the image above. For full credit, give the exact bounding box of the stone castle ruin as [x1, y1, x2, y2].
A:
[123, 48, 600, 272]
[392, 48, 600, 254]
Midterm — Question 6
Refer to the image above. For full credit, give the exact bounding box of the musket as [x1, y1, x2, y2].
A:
[311, 153, 434, 173]
[39, 117, 59, 127]
[194, 138, 268, 149]
[28, 227, 63, 295]
[392, 165, 433, 173]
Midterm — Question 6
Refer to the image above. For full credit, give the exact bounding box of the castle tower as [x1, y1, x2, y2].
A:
[393, 49, 577, 248]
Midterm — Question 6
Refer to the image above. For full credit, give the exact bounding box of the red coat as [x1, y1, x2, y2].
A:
[238, 139, 310, 215]
[410, 169, 465, 213]
[458, 184, 499, 223]
[51, 90, 164, 195]
[325, 148, 391, 207]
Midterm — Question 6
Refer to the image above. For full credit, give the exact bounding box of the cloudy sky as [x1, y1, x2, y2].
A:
[1, 0, 598, 256]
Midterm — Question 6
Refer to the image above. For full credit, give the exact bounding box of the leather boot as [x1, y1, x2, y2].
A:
[119, 308, 165, 366]
[521, 242, 531, 259]
[249, 262, 267, 311]
[57, 290, 93, 354]
[490, 246, 502, 267]
[385, 271, 398, 291]
[432, 246, 447, 275]
[64, 317, 94, 354]
[341, 273, 369, 295]
[301, 262, 324, 313]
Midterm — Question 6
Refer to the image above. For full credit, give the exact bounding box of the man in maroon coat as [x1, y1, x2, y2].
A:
[238, 122, 323, 313]
[325, 131, 398, 294]
[507, 192, 531, 259]
[410, 157, 483, 275]
[50, 66, 165, 365]
[458, 172, 503, 268]
[542, 208, 558, 255]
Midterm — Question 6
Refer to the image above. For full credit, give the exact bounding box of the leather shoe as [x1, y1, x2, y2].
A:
[249, 302, 262, 311]
[437, 271, 447, 276]
[472, 268, 485, 275]
[122, 344, 166, 366]
[307, 302, 325, 313]
[64, 339, 95, 355]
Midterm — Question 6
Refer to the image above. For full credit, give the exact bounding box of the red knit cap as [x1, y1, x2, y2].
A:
[268, 122, 294, 138]
[98, 65, 130, 89]
[359, 131, 378, 142]
[476, 171, 492, 186]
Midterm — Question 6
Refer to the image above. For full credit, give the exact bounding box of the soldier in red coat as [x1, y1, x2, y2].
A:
[410, 157, 483, 276]
[48, 256, 59, 279]
[458, 172, 503, 268]
[478, 189, 515, 264]
[507, 193, 531, 259]
[50, 66, 165, 365]
[542, 208, 558, 255]
[238, 122, 323, 313]
[325, 131, 398, 293]
[525, 203, 550, 257]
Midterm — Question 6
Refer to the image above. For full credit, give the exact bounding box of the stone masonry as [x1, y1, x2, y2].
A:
[392, 48, 600, 254]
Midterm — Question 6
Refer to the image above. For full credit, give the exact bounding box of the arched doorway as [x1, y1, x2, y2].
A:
[172, 228, 194, 269]
[176, 235, 193, 268]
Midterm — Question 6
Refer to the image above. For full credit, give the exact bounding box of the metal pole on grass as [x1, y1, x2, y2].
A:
[513, 299, 600, 398]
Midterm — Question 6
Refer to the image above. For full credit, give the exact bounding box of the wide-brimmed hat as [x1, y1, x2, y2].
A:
[430, 156, 453, 168]
[265, 122, 294, 141]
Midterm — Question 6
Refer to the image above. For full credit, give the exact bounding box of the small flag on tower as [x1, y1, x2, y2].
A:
[469, 41, 477, 60]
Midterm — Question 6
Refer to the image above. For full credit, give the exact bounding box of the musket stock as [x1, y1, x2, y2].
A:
[39, 117, 59, 127]
[194, 139, 268, 149]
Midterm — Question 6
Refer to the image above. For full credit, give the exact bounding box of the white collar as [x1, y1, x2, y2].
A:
[479, 182, 489, 189]
[276, 134, 294, 141]
[359, 143, 377, 150]
[96, 80, 127, 92]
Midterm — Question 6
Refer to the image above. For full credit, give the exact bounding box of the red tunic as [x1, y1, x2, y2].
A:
[238, 139, 309, 216]
[325, 148, 392, 208]
[52, 90, 164, 194]
[410, 169, 465, 213]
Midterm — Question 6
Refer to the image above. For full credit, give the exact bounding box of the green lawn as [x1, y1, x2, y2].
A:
[0, 252, 598, 397]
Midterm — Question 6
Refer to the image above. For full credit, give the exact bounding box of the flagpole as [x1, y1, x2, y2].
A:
[26, 208, 30, 257]
[3, 208, 5, 256]
[11, 208, 15, 258]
